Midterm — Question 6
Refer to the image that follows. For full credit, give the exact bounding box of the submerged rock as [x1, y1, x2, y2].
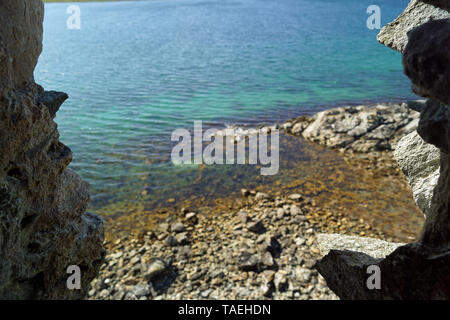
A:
[238, 252, 261, 272]
[247, 220, 266, 234]
[170, 222, 185, 233]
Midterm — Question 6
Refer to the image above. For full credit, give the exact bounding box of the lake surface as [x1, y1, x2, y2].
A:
[36, 0, 417, 214]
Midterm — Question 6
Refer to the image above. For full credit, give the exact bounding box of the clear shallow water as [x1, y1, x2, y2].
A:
[36, 0, 417, 211]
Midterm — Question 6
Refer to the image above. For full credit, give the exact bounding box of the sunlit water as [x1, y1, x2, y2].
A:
[35, 0, 418, 223]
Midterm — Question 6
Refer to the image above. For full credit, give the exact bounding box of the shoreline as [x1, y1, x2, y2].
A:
[88, 100, 425, 300]
[89, 99, 423, 211]
[4, 0, 446, 301]
[177, 96, 422, 131]
[90, 183, 415, 300]
[99, 100, 424, 241]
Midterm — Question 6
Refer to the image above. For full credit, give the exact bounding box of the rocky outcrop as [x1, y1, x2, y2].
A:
[403, 20, 450, 249]
[212, 102, 422, 157]
[414, 102, 450, 248]
[284, 102, 421, 154]
[315, 0, 450, 299]
[394, 131, 440, 216]
[377, 0, 449, 53]
[315, 240, 450, 299]
[0, 0, 105, 299]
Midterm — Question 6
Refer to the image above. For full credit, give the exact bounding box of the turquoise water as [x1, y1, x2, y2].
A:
[35, 0, 416, 211]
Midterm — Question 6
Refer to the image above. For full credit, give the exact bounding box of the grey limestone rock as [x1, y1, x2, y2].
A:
[377, 0, 449, 53]
[317, 234, 404, 259]
[394, 131, 440, 216]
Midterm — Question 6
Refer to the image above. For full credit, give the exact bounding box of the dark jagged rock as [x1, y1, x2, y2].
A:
[37, 90, 69, 118]
[403, 20, 450, 105]
[420, 151, 450, 249]
[417, 100, 450, 153]
[406, 100, 426, 112]
[420, 0, 450, 11]
[401, 8, 450, 252]
[0, 0, 105, 299]
[416, 102, 450, 249]
[316, 243, 450, 299]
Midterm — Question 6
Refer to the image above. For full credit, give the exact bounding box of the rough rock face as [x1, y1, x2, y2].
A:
[404, 21, 450, 249]
[417, 100, 450, 153]
[0, 0, 44, 90]
[0, 0, 105, 299]
[403, 20, 450, 105]
[315, 1, 450, 299]
[420, 0, 450, 11]
[416, 102, 450, 248]
[377, 0, 449, 53]
[394, 131, 440, 216]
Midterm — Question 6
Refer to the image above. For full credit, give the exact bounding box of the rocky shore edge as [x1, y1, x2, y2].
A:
[87, 101, 423, 300]
[1, 0, 447, 300]
[89, 0, 450, 300]
[218, 100, 423, 157]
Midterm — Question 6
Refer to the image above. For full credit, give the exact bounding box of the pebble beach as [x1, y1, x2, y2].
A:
[88, 102, 425, 300]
